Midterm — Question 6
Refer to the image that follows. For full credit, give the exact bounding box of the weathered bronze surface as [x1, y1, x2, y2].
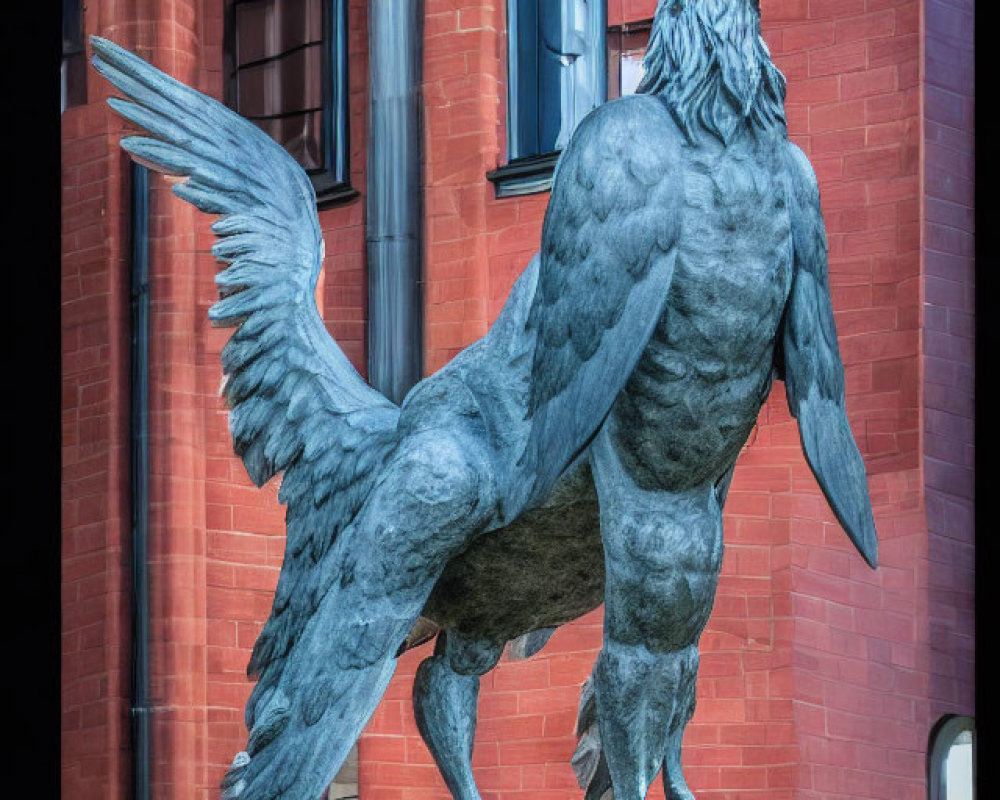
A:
[93, 2, 878, 797]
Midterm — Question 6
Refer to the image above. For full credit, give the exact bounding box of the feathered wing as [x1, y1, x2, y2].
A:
[513, 95, 685, 512]
[779, 143, 878, 567]
[90, 35, 403, 737]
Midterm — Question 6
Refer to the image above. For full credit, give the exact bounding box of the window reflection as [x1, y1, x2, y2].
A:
[229, 0, 325, 171]
[607, 20, 651, 101]
[224, 0, 355, 203]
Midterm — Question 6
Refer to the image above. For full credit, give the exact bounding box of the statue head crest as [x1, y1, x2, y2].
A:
[637, 0, 787, 144]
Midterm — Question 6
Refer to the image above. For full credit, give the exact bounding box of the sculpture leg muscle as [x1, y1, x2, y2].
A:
[412, 632, 504, 800]
[363, 427, 496, 605]
[590, 428, 723, 800]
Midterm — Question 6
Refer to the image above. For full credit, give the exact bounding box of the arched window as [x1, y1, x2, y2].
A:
[928, 715, 976, 800]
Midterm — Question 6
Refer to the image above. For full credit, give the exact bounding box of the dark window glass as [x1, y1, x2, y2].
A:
[607, 20, 652, 101]
[508, 0, 606, 160]
[62, 0, 87, 112]
[510, 0, 561, 158]
[225, 0, 355, 205]
[490, 0, 606, 197]
[235, 0, 323, 63]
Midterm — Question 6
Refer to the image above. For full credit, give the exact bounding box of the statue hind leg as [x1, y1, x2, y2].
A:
[659, 648, 700, 800]
[573, 655, 698, 800]
[589, 427, 724, 800]
[412, 631, 505, 800]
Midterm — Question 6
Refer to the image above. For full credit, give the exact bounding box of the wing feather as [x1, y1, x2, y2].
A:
[780, 143, 878, 567]
[91, 38, 402, 725]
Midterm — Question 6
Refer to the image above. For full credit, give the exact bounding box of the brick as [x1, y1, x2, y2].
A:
[782, 22, 836, 52]
[808, 42, 868, 76]
[841, 65, 898, 99]
[835, 11, 896, 43]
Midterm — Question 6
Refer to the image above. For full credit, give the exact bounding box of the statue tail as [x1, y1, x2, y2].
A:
[221, 637, 399, 800]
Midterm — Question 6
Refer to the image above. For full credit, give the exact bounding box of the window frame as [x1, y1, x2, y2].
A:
[487, 0, 607, 198]
[62, 0, 87, 112]
[223, 0, 357, 207]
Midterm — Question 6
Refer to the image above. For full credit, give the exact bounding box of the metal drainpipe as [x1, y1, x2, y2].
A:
[366, 0, 424, 405]
[129, 161, 151, 800]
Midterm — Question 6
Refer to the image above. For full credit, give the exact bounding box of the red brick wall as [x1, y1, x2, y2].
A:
[61, 2, 158, 795]
[61, 0, 974, 798]
[764, 3, 930, 799]
[422, 0, 505, 371]
[62, 0, 372, 797]
[61, 77, 132, 800]
[922, 0, 975, 722]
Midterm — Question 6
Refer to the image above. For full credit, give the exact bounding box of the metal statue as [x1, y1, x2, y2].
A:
[92, 1, 877, 797]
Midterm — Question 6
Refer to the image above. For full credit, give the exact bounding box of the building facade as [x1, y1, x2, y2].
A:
[61, 0, 974, 798]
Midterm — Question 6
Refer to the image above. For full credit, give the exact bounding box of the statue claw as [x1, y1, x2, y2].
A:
[663, 745, 695, 800]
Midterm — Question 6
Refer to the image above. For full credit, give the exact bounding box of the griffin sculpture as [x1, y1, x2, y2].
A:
[92, 0, 878, 797]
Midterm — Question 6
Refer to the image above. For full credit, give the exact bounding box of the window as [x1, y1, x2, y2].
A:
[488, 0, 607, 198]
[607, 20, 652, 101]
[62, 0, 87, 112]
[928, 715, 976, 800]
[224, 0, 355, 205]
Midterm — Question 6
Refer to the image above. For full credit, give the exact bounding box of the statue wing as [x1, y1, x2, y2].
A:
[778, 143, 878, 567]
[91, 36, 403, 708]
[516, 96, 684, 510]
